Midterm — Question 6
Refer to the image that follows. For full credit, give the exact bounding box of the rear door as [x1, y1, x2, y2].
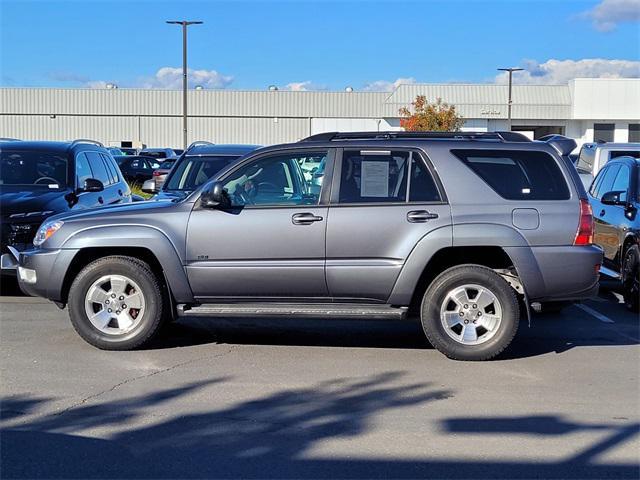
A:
[325, 148, 451, 301]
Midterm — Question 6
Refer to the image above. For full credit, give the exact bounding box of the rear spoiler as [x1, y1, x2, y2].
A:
[538, 134, 577, 156]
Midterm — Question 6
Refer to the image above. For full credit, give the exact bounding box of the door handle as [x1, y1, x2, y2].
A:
[407, 210, 438, 223]
[292, 212, 323, 225]
[98, 197, 104, 204]
[599, 209, 606, 217]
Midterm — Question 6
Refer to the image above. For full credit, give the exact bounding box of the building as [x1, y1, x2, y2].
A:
[1, 78, 638, 150]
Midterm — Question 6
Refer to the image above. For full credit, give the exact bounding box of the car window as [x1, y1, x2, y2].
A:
[101, 154, 118, 185]
[223, 152, 325, 206]
[409, 153, 441, 202]
[75, 152, 93, 189]
[0, 150, 69, 188]
[589, 166, 607, 197]
[576, 145, 596, 173]
[166, 155, 240, 191]
[85, 151, 111, 185]
[611, 165, 630, 203]
[593, 164, 620, 200]
[452, 149, 570, 200]
[339, 150, 410, 204]
[609, 150, 640, 160]
[159, 160, 175, 169]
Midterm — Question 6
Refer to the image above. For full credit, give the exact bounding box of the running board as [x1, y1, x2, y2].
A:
[598, 266, 620, 279]
[177, 303, 408, 319]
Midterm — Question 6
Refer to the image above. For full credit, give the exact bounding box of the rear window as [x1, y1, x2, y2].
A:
[452, 149, 570, 201]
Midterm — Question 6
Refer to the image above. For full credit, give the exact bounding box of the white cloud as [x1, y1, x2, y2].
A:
[580, 0, 640, 31]
[85, 80, 110, 89]
[494, 58, 640, 84]
[284, 80, 326, 91]
[139, 66, 234, 89]
[362, 77, 417, 92]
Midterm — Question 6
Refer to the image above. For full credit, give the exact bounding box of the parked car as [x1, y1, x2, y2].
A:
[114, 155, 161, 184]
[1, 139, 132, 277]
[151, 158, 177, 190]
[139, 148, 176, 160]
[15, 131, 602, 360]
[173, 149, 184, 156]
[575, 142, 640, 189]
[120, 148, 139, 156]
[106, 147, 125, 157]
[142, 143, 260, 201]
[587, 155, 639, 311]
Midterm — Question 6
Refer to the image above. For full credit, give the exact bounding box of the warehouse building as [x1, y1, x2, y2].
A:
[1, 78, 638, 150]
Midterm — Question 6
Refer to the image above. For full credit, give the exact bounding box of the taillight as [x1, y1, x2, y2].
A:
[574, 199, 594, 246]
[152, 171, 161, 176]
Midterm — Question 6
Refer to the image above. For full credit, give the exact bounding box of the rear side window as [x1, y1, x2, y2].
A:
[85, 151, 111, 186]
[75, 153, 93, 189]
[101, 153, 119, 184]
[576, 145, 596, 173]
[452, 149, 570, 200]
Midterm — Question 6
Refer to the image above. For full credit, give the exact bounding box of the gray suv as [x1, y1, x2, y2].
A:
[14, 131, 602, 360]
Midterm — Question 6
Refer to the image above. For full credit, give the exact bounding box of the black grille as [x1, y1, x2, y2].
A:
[1, 222, 39, 253]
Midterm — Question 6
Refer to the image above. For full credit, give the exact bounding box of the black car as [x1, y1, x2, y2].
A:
[143, 143, 260, 201]
[0, 139, 132, 276]
[588, 155, 640, 311]
[114, 155, 161, 184]
[138, 148, 176, 160]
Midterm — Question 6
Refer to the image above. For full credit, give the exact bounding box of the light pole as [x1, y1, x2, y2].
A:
[166, 20, 203, 150]
[497, 67, 523, 131]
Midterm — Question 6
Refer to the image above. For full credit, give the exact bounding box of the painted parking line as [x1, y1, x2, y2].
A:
[576, 304, 615, 323]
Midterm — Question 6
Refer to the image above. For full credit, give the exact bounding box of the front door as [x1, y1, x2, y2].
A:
[325, 148, 452, 301]
[186, 149, 332, 300]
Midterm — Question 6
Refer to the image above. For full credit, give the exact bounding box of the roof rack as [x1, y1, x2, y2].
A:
[300, 131, 531, 143]
[186, 140, 215, 151]
[0, 137, 21, 141]
[70, 139, 104, 148]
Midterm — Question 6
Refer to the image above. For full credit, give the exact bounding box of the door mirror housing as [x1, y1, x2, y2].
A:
[80, 178, 104, 193]
[201, 181, 231, 209]
[601, 190, 626, 206]
[141, 179, 158, 194]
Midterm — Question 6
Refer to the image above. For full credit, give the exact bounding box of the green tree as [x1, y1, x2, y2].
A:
[399, 95, 464, 132]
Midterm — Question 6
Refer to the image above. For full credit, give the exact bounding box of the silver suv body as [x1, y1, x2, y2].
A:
[14, 132, 603, 360]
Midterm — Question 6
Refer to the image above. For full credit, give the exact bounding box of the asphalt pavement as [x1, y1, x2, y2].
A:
[0, 281, 638, 479]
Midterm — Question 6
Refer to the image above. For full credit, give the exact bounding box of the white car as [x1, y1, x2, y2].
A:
[575, 142, 640, 189]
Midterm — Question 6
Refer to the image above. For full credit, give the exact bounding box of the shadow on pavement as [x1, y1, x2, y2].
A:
[1, 374, 638, 479]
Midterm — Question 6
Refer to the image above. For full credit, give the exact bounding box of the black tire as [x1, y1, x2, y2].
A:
[68, 256, 166, 350]
[622, 245, 639, 313]
[420, 264, 520, 361]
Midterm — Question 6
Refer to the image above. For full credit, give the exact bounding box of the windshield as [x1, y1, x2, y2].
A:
[0, 150, 68, 188]
[165, 155, 240, 191]
[159, 160, 175, 169]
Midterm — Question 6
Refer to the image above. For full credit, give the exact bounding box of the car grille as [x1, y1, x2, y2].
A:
[1, 222, 40, 253]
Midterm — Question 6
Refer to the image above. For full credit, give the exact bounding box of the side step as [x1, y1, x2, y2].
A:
[177, 303, 408, 319]
[598, 265, 620, 279]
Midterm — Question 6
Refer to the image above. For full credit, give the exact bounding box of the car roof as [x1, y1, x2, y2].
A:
[0, 139, 106, 154]
[186, 144, 261, 156]
[583, 142, 640, 149]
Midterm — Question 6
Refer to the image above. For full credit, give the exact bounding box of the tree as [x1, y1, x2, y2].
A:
[399, 95, 464, 132]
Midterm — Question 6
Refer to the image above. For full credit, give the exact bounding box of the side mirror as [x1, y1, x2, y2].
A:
[200, 181, 231, 209]
[81, 178, 104, 193]
[142, 179, 158, 194]
[601, 190, 626, 206]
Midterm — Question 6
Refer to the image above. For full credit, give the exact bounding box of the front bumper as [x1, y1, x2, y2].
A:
[14, 247, 78, 301]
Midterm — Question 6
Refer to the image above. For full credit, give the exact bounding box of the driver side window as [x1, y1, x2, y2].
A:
[75, 153, 93, 189]
[222, 151, 326, 206]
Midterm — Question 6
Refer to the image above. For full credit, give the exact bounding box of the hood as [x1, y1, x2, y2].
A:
[0, 185, 72, 219]
[152, 190, 189, 202]
[49, 198, 178, 224]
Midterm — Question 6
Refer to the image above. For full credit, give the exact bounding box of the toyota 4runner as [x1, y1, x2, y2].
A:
[13, 131, 603, 360]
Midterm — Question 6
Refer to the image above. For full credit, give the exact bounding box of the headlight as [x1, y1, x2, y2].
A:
[33, 220, 64, 247]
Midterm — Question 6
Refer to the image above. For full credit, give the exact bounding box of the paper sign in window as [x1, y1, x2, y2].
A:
[361, 161, 389, 197]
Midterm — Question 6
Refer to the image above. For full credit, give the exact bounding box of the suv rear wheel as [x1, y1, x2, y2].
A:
[68, 256, 166, 350]
[622, 245, 639, 313]
[420, 265, 519, 361]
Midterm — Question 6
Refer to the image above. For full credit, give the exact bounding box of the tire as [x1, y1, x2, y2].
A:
[420, 264, 519, 361]
[621, 245, 639, 313]
[68, 256, 166, 350]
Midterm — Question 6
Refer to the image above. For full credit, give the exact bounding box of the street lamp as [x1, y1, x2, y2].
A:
[166, 20, 203, 150]
[497, 67, 523, 131]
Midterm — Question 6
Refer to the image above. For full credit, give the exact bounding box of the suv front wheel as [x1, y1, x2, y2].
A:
[68, 256, 166, 350]
[421, 265, 519, 361]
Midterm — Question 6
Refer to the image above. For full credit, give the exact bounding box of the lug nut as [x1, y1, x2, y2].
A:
[122, 304, 127, 309]
[472, 304, 477, 308]
[105, 299, 110, 304]
[111, 294, 116, 298]
[464, 304, 468, 309]
[459, 312, 464, 317]
[477, 311, 482, 316]
[115, 310, 120, 314]
[119, 296, 124, 301]
[107, 308, 112, 313]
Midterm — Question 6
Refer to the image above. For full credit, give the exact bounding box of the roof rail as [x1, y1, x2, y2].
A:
[0, 137, 20, 141]
[186, 140, 215, 151]
[300, 131, 531, 143]
[70, 139, 104, 148]
[538, 134, 577, 156]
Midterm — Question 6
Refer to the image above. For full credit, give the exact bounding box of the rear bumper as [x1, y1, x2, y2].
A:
[505, 244, 603, 302]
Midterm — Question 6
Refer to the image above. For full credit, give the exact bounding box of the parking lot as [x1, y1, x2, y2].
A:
[0, 280, 638, 479]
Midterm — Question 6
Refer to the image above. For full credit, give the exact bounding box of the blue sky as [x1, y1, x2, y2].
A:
[1, 0, 639, 91]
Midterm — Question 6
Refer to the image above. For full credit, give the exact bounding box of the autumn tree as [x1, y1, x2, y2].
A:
[399, 95, 464, 132]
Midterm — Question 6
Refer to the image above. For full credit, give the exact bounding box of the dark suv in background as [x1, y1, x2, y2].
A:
[1, 139, 132, 276]
[14, 132, 602, 360]
[588, 155, 640, 311]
